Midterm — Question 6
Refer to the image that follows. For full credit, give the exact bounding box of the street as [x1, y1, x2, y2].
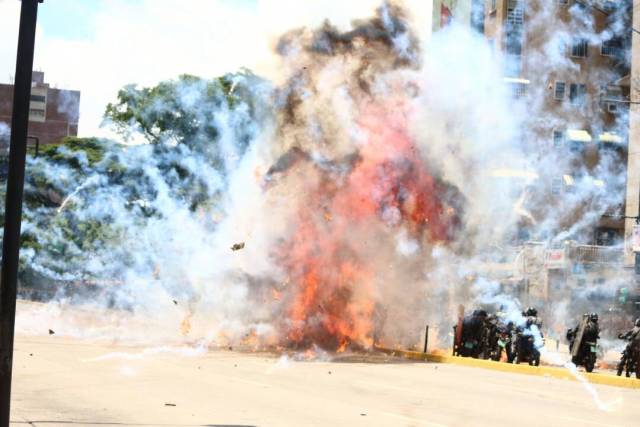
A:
[9, 335, 639, 427]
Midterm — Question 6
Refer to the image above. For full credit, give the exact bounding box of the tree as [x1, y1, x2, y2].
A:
[104, 70, 267, 149]
[0, 70, 270, 285]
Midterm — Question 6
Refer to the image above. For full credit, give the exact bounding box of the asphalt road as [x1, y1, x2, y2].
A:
[9, 335, 640, 427]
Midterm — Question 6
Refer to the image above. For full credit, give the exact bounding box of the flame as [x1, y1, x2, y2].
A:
[180, 313, 192, 336]
[275, 100, 461, 352]
[241, 330, 260, 350]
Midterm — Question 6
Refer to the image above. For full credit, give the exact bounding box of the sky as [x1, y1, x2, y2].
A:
[0, 0, 432, 138]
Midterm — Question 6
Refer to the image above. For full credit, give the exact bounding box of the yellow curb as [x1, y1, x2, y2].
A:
[375, 347, 640, 390]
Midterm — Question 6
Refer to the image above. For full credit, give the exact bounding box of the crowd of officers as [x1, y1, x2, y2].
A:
[452, 307, 640, 377]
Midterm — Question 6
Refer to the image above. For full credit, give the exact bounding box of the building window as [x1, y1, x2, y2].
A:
[554, 81, 566, 100]
[571, 39, 588, 58]
[553, 130, 564, 147]
[569, 83, 587, 105]
[595, 228, 617, 246]
[601, 1, 619, 12]
[30, 94, 46, 103]
[551, 178, 563, 195]
[601, 37, 621, 57]
[491, 0, 497, 11]
[558, 0, 568, 5]
[471, 0, 484, 33]
[29, 108, 44, 117]
[505, 0, 524, 56]
[601, 85, 624, 114]
[512, 83, 527, 98]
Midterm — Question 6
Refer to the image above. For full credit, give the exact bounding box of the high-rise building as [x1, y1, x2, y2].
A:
[482, 0, 632, 247]
[0, 71, 80, 150]
[471, 1, 636, 308]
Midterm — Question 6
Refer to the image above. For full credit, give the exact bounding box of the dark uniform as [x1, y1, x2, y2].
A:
[457, 309, 488, 357]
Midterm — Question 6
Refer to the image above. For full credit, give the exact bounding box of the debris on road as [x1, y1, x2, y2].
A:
[164, 403, 176, 407]
[48, 329, 55, 335]
[172, 299, 178, 305]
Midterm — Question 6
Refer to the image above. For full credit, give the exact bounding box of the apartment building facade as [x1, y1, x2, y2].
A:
[462, 0, 637, 311]
[0, 71, 80, 151]
[481, 0, 632, 247]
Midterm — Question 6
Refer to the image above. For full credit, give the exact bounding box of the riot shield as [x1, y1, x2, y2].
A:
[571, 316, 588, 359]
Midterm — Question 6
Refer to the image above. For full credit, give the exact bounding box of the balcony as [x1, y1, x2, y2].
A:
[566, 244, 623, 265]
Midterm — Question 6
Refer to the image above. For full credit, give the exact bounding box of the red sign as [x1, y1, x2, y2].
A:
[546, 249, 565, 269]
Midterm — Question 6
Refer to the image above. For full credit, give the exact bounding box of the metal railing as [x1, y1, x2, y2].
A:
[566, 244, 623, 265]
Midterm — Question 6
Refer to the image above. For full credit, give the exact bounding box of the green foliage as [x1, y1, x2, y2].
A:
[37, 136, 108, 168]
[5, 70, 267, 284]
[104, 71, 260, 146]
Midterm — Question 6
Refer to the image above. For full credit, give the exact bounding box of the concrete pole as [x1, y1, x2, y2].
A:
[0, 2, 42, 426]
[624, 4, 640, 267]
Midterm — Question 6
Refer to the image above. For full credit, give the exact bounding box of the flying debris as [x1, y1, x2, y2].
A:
[231, 242, 246, 251]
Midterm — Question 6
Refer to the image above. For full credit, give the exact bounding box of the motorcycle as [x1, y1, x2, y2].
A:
[571, 339, 597, 373]
[513, 318, 542, 366]
[453, 311, 490, 359]
[485, 321, 512, 362]
[453, 324, 484, 358]
[567, 317, 599, 373]
[616, 334, 640, 378]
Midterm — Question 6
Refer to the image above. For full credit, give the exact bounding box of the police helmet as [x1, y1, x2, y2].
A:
[590, 313, 598, 322]
[525, 307, 537, 317]
[635, 318, 640, 327]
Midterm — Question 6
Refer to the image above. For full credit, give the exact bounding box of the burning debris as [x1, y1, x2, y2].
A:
[231, 242, 246, 251]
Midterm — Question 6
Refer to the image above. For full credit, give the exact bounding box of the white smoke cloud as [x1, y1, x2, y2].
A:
[9, 1, 634, 369]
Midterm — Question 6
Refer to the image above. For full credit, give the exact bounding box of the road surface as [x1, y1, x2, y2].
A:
[9, 335, 639, 427]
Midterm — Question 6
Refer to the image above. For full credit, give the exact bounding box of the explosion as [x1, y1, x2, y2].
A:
[264, 3, 464, 351]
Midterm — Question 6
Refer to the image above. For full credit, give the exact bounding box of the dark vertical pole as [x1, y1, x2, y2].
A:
[423, 325, 429, 354]
[0, 2, 42, 426]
